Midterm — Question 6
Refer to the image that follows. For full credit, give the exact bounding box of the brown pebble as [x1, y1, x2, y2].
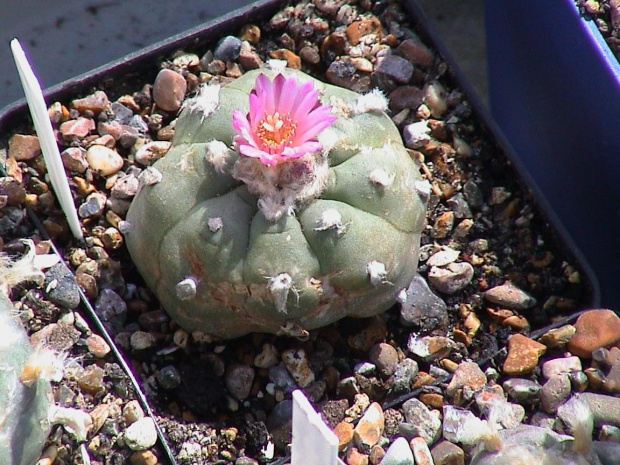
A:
[86, 334, 111, 358]
[388, 86, 424, 113]
[368, 343, 399, 377]
[346, 447, 369, 465]
[484, 281, 537, 310]
[353, 402, 384, 451]
[77, 365, 106, 394]
[539, 324, 576, 348]
[239, 24, 261, 44]
[568, 309, 620, 358]
[345, 18, 383, 46]
[0, 177, 26, 205]
[299, 45, 321, 66]
[502, 333, 546, 375]
[419, 392, 444, 409]
[152, 68, 187, 112]
[59, 117, 96, 140]
[368, 444, 385, 465]
[446, 361, 486, 399]
[431, 440, 465, 465]
[8, 134, 41, 161]
[431, 211, 454, 239]
[129, 450, 158, 465]
[269, 49, 301, 69]
[61, 147, 89, 173]
[334, 421, 354, 452]
[347, 316, 388, 351]
[396, 38, 435, 69]
[72, 90, 110, 114]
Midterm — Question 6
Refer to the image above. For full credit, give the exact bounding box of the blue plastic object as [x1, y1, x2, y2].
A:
[486, 0, 620, 308]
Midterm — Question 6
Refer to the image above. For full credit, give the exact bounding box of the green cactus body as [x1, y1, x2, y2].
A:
[125, 67, 427, 339]
[0, 293, 52, 465]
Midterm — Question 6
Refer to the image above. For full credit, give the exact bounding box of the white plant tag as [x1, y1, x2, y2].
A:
[291, 390, 344, 465]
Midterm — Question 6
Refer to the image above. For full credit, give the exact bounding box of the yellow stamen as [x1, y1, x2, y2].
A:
[256, 112, 297, 152]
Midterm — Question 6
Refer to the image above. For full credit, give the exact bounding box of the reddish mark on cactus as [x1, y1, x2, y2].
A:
[232, 73, 337, 167]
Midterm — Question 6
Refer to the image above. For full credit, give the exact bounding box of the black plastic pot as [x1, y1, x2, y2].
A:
[0, 0, 602, 462]
[486, 0, 618, 308]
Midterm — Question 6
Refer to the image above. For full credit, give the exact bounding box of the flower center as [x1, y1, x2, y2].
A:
[256, 112, 297, 153]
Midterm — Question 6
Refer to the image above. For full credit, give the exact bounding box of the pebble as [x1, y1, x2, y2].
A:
[541, 356, 582, 379]
[130, 331, 156, 351]
[427, 247, 460, 267]
[579, 392, 620, 427]
[299, 45, 321, 66]
[0, 178, 26, 205]
[156, 365, 182, 390]
[353, 402, 384, 451]
[368, 343, 399, 377]
[400, 398, 441, 445]
[269, 49, 301, 69]
[380, 437, 413, 465]
[95, 288, 128, 323]
[134, 140, 171, 166]
[431, 211, 455, 239]
[268, 363, 297, 393]
[567, 309, 620, 358]
[403, 121, 431, 149]
[59, 117, 95, 140]
[214, 35, 242, 61]
[396, 38, 434, 69]
[44, 263, 81, 309]
[282, 348, 315, 388]
[388, 86, 424, 113]
[254, 343, 280, 369]
[502, 334, 546, 375]
[484, 282, 537, 310]
[124, 417, 158, 451]
[423, 81, 448, 118]
[390, 358, 419, 393]
[266, 399, 293, 450]
[427, 262, 474, 295]
[334, 421, 354, 451]
[347, 316, 388, 351]
[540, 373, 571, 413]
[77, 364, 105, 394]
[152, 69, 187, 112]
[431, 440, 465, 465]
[345, 17, 383, 45]
[375, 55, 414, 83]
[225, 363, 255, 400]
[111, 173, 139, 199]
[446, 361, 486, 399]
[407, 335, 456, 362]
[86, 145, 124, 176]
[86, 334, 111, 358]
[410, 437, 433, 465]
[8, 133, 41, 160]
[502, 378, 541, 404]
[538, 324, 576, 348]
[398, 273, 449, 331]
[61, 147, 89, 173]
[72, 90, 110, 114]
[346, 447, 369, 465]
[239, 42, 264, 70]
[368, 444, 385, 464]
[78, 192, 107, 218]
[239, 24, 260, 44]
[129, 450, 158, 465]
[123, 400, 145, 424]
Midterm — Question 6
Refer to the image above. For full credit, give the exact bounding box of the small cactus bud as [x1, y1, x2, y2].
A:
[368, 168, 394, 187]
[176, 277, 198, 300]
[315, 208, 346, 235]
[207, 217, 223, 232]
[367, 260, 388, 286]
[268, 273, 293, 313]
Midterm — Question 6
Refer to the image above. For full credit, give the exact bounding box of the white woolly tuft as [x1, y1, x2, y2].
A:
[317, 126, 340, 156]
[176, 277, 198, 301]
[315, 208, 346, 235]
[368, 168, 394, 187]
[207, 217, 223, 232]
[257, 197, 294, 222]
[0, 239, 46, 296]
[268, 273, 293, 313]
[397, 288, 408, 303]
[353, 88, 389, 114]
[205, 140, 233, 173]
[367, 260, 388, 286]
[183, 83, 221, 121]
[266, 59, 288, 73]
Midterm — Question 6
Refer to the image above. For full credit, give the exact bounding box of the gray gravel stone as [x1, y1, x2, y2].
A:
[157, 365, 181, 390]
[381, 437, 414, 465]
[399, 398, 441, 444]
[503, 378, 542, 404]
[390, 358, 419, 393]
[225, 363, 255, 401]
[540, 373, 571, 413]
[214, 35, 242, 61]
[398, 273, 449, 331]
[124, 417, 157, 451]
[375, 55, 414, 83]
[44, 263, 81, 309]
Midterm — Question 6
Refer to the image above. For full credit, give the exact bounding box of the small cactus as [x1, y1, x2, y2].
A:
[125, 66, 428, 339]
[0, 291, 53, 465]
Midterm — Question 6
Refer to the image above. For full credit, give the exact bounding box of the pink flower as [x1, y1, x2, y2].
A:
[232, 73, 337, 167]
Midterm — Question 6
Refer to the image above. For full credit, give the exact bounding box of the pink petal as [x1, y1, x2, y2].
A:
[291, 85, 320, 121]
[276, 75, 301, 115]
[294, 112, 337, 144]
[272, 74, 287, 111]
[256, 74, 275, 114]
[249, 93, 263, 126]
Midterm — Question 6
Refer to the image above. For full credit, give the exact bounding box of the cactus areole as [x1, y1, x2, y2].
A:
[125, 66, 428, 339]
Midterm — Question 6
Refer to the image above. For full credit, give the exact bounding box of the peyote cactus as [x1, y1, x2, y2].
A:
[125, 64, 428, 339]
[0, 292, 53, 465]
